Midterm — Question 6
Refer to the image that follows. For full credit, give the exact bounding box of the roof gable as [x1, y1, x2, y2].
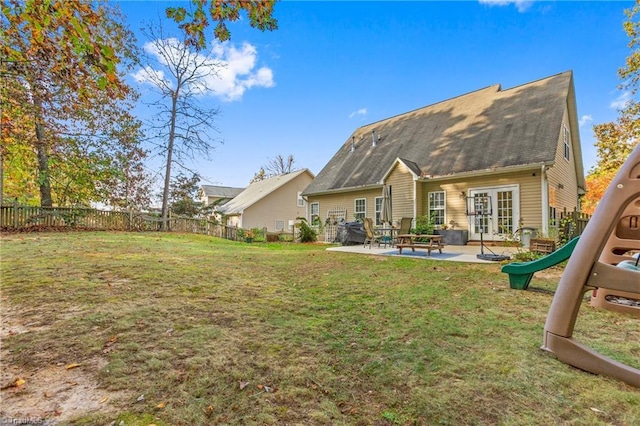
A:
[219, 169, 314, 214]
[304, 71, 576, 195]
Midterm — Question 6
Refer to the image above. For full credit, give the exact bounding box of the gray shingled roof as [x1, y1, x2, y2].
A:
[218, 169, 314, 215]
[303, 71, 576, 196]
[201, 185, 245, 199]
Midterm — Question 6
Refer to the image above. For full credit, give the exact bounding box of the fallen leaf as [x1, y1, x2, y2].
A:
[136, 394, 145, 402]
[239, 381, 250, 390]
[44, 392, 54, 398]
[156, 402, 166, 409]
[257, 384, 264, 390]
[590, 407, 605, 414]
[100, 396, 109, 403]
[0, 377, 25, 391]
[66, 363, 82, 370]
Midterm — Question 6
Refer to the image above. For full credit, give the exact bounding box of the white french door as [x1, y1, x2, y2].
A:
[468, 185, 520, 241]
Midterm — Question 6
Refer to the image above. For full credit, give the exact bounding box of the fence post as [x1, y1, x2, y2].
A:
[13, 201, 18, 228]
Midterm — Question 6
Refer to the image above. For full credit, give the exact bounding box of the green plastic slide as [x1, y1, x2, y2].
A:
[501, 237, 580, 290]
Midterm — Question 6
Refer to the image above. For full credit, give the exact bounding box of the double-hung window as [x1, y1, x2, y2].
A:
[428, 191, 446, 227]
[354, 198, 366, 221]
[310, 202, 320, 225]
[374, 197, 383, 225]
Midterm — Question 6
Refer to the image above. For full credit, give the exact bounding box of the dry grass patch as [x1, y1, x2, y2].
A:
[1, 232, 638, 425]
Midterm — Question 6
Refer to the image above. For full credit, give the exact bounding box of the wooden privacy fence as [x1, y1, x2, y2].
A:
[0, 204, 240, 240]
[559, 207, 591, 238]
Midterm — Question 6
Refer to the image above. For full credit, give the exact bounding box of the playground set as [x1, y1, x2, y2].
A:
[502, 145, 640, 388]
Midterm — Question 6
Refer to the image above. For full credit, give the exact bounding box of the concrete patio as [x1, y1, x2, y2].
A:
[326, 243, 521, 263]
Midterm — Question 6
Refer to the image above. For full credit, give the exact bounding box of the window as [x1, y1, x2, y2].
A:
[275, 220, 285, 231]
[375, 197, 383, 225]
[428, 191, 446, 227]
[563, 124, 570, 161]
[354, 198, 366, 221]
[310, 202, 319, 225]
[297, 192, 304, 207]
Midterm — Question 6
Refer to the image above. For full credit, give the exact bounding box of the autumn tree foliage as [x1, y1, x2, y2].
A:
[584, 1, 640, 214]
[1, 0, 151, 208]
[166, 0, 278, 49]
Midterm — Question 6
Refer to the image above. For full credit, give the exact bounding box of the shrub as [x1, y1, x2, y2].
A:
[296, 218, 317, 243]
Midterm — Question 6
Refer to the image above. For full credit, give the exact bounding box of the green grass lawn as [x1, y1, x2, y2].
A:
[1, 232, 638, 425]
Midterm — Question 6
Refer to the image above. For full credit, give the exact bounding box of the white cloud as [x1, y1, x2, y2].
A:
[133, 39, 274, 102]
[610, 91, 631, 110]
[478, 0, 533, 13]
[349, 108, 368, 118]
[131, 65, 173, 90]
[579, 115, 593, 127]
[204, 42, 275, 101]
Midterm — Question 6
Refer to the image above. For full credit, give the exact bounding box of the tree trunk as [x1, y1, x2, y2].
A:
[160, 93, 178, 230]
[34, 97, 53, 207]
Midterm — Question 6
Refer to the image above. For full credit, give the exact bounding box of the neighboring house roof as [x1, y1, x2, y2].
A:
[303, 71, 583, 196]
[201, 185, 245, 199]
[218, 169, 314, 215]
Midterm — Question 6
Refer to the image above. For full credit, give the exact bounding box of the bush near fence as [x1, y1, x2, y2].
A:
[0, 204, 239, 239]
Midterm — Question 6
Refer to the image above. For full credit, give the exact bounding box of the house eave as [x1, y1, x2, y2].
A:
[303, 183, 383, 198]
[418, 162, 552, 181]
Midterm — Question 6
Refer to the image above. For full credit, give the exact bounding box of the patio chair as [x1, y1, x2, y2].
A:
[398, 217, 413, 234]
[363, 217, 380, 248]
[393, 217, 413, 246]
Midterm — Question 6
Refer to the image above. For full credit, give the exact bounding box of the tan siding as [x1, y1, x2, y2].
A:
[420, 170, 543, 232]
[308, 187, 382, 224]
[386, 162, 415, 222]
[240, 174, 313, 232]
[546, 105, 580, 216]
[306, 162, 417, 233]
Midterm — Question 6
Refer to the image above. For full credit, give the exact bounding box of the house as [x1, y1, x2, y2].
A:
[218, 169, 315, 232]
[302, 71, 586, 243]
[200, 185, 245, 207]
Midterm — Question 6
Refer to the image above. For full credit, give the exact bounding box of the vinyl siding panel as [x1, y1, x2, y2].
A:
[546, 105, 581, 216]
[241, 174, 313, 232]
[385, 163, 415, 222]
[307, 187, 383, 224]
[420, 170, 542, 234]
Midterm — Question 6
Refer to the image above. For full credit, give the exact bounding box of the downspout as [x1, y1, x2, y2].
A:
[541, 165, 549, 237]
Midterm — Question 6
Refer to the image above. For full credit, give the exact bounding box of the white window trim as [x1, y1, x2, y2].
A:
[374, 196, 383, 225]
[428, 191, 446, 226]
[563, 124, 570, 162]
[354, 198, 366, 220]
[310, 202, 320, 224]
[297, 191, 304, 207]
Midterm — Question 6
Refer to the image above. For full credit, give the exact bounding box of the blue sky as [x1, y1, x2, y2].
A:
[118, 1, 635, 189]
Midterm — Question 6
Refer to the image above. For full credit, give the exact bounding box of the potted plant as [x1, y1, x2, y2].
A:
[244, 229, 254, 243]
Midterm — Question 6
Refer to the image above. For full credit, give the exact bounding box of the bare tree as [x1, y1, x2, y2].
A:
[265, 154, 295, 176]
[137, 22, 222, 227]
